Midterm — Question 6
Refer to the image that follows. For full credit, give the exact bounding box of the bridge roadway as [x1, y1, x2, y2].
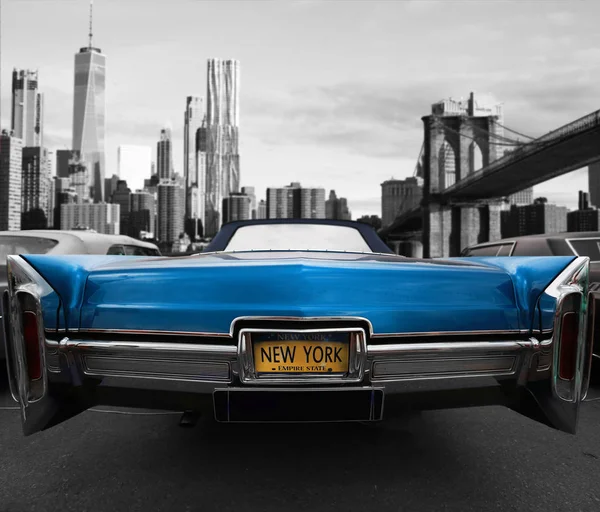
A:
[381, 109, 600, 240]
[444, 109, 600, 199]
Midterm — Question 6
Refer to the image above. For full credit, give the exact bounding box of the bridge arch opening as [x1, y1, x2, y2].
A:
[439, 140, 456, 189]
[469, 141, 483, 174]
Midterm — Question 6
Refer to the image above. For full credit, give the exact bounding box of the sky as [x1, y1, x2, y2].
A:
[2, 0, 600, 218]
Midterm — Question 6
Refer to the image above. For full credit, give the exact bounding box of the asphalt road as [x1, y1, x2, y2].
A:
[1, 377, 600, 512]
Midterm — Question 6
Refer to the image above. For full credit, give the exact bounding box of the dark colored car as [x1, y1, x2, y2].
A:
[0, 230, 161, 362]
[461, 231, 600, 283]
[462, 231, 600, 372]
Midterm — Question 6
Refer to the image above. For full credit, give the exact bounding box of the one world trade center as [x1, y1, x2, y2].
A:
[72, 1, 106, 203]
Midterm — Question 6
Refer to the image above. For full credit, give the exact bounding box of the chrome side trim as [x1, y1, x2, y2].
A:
[368, 340, 534, 354]
[371, 329, 524, 339]
[61, 324, 531, 340]
[74, 328, 231, 338]
[53, 339, 237, 354]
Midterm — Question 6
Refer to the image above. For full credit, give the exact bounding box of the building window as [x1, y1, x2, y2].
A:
[439, 141, 456, 189]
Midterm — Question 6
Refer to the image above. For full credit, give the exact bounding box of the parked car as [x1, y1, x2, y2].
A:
[0, 230, 161, 362]
[460, 231, 600, 283]
[1, 219, 593, 437]
[462, 232, 600, 369]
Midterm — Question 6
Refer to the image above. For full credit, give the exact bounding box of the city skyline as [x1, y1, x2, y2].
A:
[2, 1, 600, 218]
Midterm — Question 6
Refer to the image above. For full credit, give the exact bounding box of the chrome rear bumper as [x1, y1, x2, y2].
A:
[44, 336, 544, 393]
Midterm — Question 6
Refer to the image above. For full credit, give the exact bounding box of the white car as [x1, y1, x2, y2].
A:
[0, 230, 161, 362]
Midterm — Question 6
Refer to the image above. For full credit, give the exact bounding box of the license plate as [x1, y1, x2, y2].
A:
[252, 332, 350, 374]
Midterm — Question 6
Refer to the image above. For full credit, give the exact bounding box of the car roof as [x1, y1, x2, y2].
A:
[468, 231, 600, 249]
[0, 230, 159, 255]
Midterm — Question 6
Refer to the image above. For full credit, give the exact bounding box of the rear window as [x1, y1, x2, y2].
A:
[567, 239, 600, 262]
[496, 243, 514, 256]
[0, 236, 58, 261]
[224, 224, 372, 252]
[124, 245, 160, 256]
[107, 244, 160, 256]
[466, 245, 503, 256]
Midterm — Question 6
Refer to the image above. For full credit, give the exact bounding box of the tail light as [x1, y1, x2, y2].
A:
[22, 311, 42, 381]
[558, 312, 578, 381]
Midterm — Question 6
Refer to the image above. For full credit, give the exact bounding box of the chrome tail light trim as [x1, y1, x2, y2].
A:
[541, 256, 590, 403]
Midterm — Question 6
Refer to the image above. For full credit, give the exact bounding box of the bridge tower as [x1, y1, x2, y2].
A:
[421, 113, 503, 258]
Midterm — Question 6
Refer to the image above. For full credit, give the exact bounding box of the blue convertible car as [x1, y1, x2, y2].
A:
[1, 219, 595, 435]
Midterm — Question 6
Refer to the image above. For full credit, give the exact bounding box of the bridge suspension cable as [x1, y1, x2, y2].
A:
[431, 117, 541, 147]
[491, 120, 536, 141]
[413, 142, 425, 177]
[464, 118, 532, 146]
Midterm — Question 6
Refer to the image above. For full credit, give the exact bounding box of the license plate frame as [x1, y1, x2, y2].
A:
[238, 327, 368, 385]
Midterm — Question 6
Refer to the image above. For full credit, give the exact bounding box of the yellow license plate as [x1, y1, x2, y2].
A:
[253, 337, 349, 374]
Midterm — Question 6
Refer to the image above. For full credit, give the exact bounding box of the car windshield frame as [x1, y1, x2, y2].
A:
[222, 223, 374, 253]
[204, 220, 395, 254]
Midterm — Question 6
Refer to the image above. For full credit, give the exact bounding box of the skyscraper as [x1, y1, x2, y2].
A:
[21, 147, 51, 229]
[501, 203, 567, 238]
[192, 122, 208, 237]
[326, 190, 352, 220]
[589, 162, 600, 208]
[72, 2, 106, 203]
[130, 190, 156, 238]
[68, 153, 91, 204]
[299, 188, 326, 219]
[508, 188, 534, 206]
[157, 128, 173, 180]
[0, 131, 23, 231]
[56, 149, 73, 178]
[52, 177, 78, 229]
[157, 179, 185, 246]
[381, 177, 423, 227]
[222, 193, 251, 224]
[257, 200, 267, 220]
[118, 145, 152, 190]
[112, 180, 132, 235]
[11, 69, 44, 147]
[266, 183, 325, 220]
[61, 202, 119, 234]
[241, 186, 256, 219]
[184, 96, 204, 205]
[205, 58, 240, 236]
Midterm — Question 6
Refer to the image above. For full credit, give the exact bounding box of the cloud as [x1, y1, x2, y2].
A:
[546, 11, 576, 26]
[244, 61, 600, 166]
[403, 0, 444, 14]
[245, 82, 441, 160]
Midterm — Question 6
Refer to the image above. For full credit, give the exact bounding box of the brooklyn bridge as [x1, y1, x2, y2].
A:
[379, 98, 600, 258]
